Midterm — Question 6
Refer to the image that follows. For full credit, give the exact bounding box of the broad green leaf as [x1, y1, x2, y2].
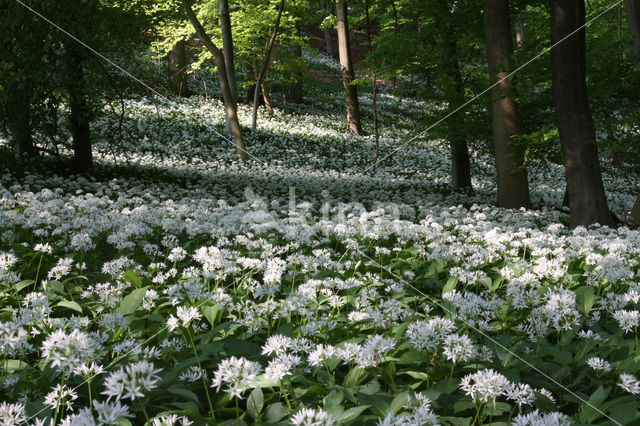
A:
[56, 300, 82, 313]
[14, 280, 35, 292]
[335, 405, 370, 422]
[123, 270, 142, 288]
[247, 387, 263, 420]
[324, 390, 344, 408]
[116, 287, 148, 315]
[575, 286, 595, 315]
[390, 391, 409, 414]
[442, 276, 458, 294]
[2, 359, 28, 372]
[201, 304, 221, 326]
[265, 402, 288, 423]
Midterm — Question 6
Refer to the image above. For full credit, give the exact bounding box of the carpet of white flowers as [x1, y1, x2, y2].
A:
[1, 50, 640, 425]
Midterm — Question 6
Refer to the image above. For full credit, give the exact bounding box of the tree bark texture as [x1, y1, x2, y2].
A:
[182, 0, 249, 162]
[169, 39, 191, 97]
[442, 39, 473, 191]
[8, 89, 36, 157]
[626, 0, 640, 54]
[251, 0, 285, 131]
[336, 0, 362, 135]
[483, 0, 531, 208]
[65, 44, 93, 173]
[551, 0, 614, 227]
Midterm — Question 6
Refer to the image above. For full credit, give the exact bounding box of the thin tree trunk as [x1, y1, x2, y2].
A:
[630, 192, 640, 227]
[286, 27, 304, 104]
[251, 0, 285, 131]
[443, 40, 472, 191]
[320, 0, 334, 56]
[626, 0, 640, 54]
[9, 91, 36, 157]
[169, 39, 191, 97]
[483, 0, 531, 209]
[515, 20, 525, 48]
[365, 1, 380, 172]
[551, 0, 614, 227]
[65, 44, 93, 173]
[219, 0, 238, 133]
[336, 0, 362, 135]
[182, 0, 249, 162]
[261, 80, 274, 116]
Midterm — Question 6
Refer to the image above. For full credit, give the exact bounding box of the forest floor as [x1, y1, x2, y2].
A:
[1, 48, 640, 425]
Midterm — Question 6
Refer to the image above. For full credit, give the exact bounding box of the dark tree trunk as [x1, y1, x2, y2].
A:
[219, 0, 238, 133]
[551, 0, 614, 227]
[65, 45, 93, 173]
[630, 192, 640, 228]
[626, 0, 640, 54]
[261, 81, 274, 116]
[320, 0, 334, 57]
[252, 0, 286, 131]
[442, 40, 472, 191]
[182, 0, 249, 162]
[169, 39, 191, 97]
[9, 92, 36, 157]
[336, 0, 362, 135]
[285, 40, 303, 104]
[483, 0, 531, 208]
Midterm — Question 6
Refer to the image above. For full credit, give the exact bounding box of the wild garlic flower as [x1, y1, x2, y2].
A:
[290, 408, 335, 426]
[505, 383, 535, 409]
[152, 414, 194, 425]
[0, 402, 27, 425]
[442, 333, 476, 364]
[308, 344, 337, 367]
[544, 288, 580, 331]
[44, 384, 78, 412]
[612, 310, 639, 333]
[211, 356, 261, 399]
[357, 335, 396, 368]
[93, 399, 132, 424]
[41, 329, 100, 376]
[265, 353, 301, 382]
[459, 369, 510, 407]
[618, 373, 640, 394]
[511, 409, 571, 426]
[102, 361, 162, 401]
[406, 317, 455, 351]
[586, 357, 612, 372]
[262, 334, 293, 356]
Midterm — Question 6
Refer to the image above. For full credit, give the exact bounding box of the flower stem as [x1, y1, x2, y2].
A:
[184, 328, 216, 420]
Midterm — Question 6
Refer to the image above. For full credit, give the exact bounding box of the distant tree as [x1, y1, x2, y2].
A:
[336, 0, 362, 135]
[182, 0, 249, 162]
[483, 0, 531, 208]
[626, 0, 640, 54]
[169, 39, 191, 97]
[550, 0, 614, 227]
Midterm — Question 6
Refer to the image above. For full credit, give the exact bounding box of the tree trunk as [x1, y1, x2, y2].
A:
[630, 192, 640, 228]
[251, 0, 286, 131]
[515, 20, 525, 49]
[182, 0, 249, 162]
[336, 0, 362, 135]
[626, 0, 640, 54]
[261, 80, 274, 116]
[365, 0, 380, 172]
[320, 0, 334, 56]
[551, 0, 614, 227]
[443, 40, 472, 191]
[483, 0, 531, 208]
[65, 45, 93, 173]
[9, 91, 36, 157]
[219, 0, 238, 133]
[286, 35, 304, 104]
[169, 39, 191, 97]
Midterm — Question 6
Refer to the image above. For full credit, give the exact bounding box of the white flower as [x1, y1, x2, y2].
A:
[44, 383, 78, 412]
[442, 333, 476, 364]
[586, 357, 612, 372]
[94, 399, 132, 424]
[612, 310, 639, 333]
[357, 335, 396, 368]
[307, 344, 336, 367]
[265, 353, 301, 382]
[0, 401, 27, 424]
[262, 334, 293, 356]
[211, 356, 261, 399]
[505, 383, 535, 409]
[406, 317, 455, 351]
[102, 361, 162, 401]
[511, 409, 571, 425]
[544, 288, 580, 331]
[459, 369, 510, 407]
[618, 373, 640, 394]
[290, 407, 335, 425]
[41, 329, 100, 376]
[152, 414, 194, 425]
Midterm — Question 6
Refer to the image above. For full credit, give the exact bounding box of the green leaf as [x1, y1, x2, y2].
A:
[166, 388, 201, 405]
[390, 391, 409, 414]
[343, 367, 368, 387]
[201, 304, 222, 327]
[335, 405, 370, 422]
[575, 286, 595, 315]
[123, 270, 142, 288]
[324, 390, 344, 408]
[1, 359, 28, 372]
[14, 280, 35, 292]
[44, 280, 64, 295]
[443, 276, 458, 294]
[247, 387, 264, 420]
[116, 287, 148, 315]
[56, 300, 82, 313]
[265, 402, 288, 423]
[357, 393, 391, 416]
